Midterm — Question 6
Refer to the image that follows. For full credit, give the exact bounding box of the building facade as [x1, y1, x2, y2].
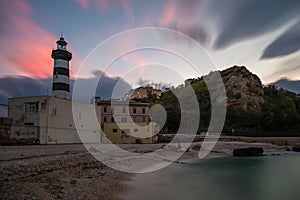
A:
[95, 99, 157, 144]
[8, 96, 101, 144]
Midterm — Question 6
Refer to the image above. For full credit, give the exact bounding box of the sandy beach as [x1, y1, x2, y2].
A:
[0, 140, 296, 199]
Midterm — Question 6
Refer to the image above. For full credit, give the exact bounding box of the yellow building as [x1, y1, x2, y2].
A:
[95, 99, 157, 144]
[101, 122, 156, 144]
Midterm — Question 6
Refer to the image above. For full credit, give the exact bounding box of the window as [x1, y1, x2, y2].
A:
[25, 102, 39, 113]
[133, 108, 137, 114]
[41, 103, 46, 110]
[122, 107, 126, 113]
[52, 108, 57, 115]
[104, 106, 107, 113]
[142, 117, 146, 122]
[111, 107, 114, 114]
[111, 117, 115, 122]
[142, 108, 146, 114]
[133, 117, 137, 122]
[104, 117, 107, 122]
[113, 129, 118, 133]
[122, 117, 127, 123]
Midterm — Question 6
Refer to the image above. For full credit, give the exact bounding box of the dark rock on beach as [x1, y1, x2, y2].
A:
[292, 146, 300, 152]
[233, 147, 264, 157]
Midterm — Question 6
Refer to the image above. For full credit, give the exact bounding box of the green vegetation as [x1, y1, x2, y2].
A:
[261, 86, 300, 132]
[136, 76, 300, 134]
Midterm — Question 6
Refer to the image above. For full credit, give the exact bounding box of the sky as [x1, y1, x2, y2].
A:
[0, 0, 300, 104]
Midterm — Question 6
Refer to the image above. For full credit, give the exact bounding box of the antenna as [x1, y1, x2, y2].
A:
[61, 32, 63, 37]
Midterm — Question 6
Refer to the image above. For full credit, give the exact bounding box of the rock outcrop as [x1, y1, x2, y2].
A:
[292, 145, 300, 152]
[221, 66, 264, 112]
[233, 147, 264, 157]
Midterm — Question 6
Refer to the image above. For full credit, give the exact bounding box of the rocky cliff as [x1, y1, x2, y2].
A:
[221, 66, 264, 112]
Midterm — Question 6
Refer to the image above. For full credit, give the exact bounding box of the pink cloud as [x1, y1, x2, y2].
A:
[75, 0, 110, 10]
[159, 1, 177, 27]
[0, 1, 79, 79]
[142, 10, 154, 26]
[74, 0, 90, 9]
[74, 0, 134, 24]
[120, 0, 135, 24]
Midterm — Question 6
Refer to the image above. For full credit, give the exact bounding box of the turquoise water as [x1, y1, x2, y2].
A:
[124, 153, 300, 200]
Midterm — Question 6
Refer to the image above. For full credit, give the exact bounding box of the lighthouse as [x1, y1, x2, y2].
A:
[51, 36, 72, 99]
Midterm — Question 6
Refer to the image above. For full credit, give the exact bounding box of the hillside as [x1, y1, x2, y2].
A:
[150, 66, 300, 134]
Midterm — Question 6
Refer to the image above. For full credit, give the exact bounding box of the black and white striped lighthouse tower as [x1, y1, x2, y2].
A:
[51, 35, 72, 99]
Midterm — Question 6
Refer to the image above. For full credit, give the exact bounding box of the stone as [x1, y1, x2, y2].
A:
[292, 146, 300, 152]
[233, 147, 264, 157]
[221, 66, 265, 112]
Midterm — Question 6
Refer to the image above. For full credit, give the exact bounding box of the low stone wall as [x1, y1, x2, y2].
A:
[0, 118, 12, 145]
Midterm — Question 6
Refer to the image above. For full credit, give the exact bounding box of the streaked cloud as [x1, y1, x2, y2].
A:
[74, 0, 135, 24]
[74, 0, 91, 9]
[0, 71, 131, 104]
[158, 0, 209, 45]
[210, 0, 300, 49]
[270, 78, 300, 94]
[261, 21, 300, 59]
[0, 0, 57, 78]
[159, 0, 177, 27]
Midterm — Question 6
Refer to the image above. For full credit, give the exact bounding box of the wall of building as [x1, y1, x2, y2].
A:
[102, 122, 156, 144]
[9, 96, 48, 143]
[45, 97, 101, 144]
[8, 96, 101, 144]
[99, 101, 150, 124]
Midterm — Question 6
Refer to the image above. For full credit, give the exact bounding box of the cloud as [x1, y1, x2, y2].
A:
[73, 70, 131, 102]
[159, 1, 177, 27]
[0, 0, 58, 78]
[210, 0, 300, 49]
[158, 0, 209, 45]
[74, 0, 134, 23]
[0, 76, 52, 104]
[74, 0, 108, 10]
[74, 0, 90, 9]
[261, 21, 300, 59]
[0, 71, 131, 106]
[270, 78, 300, 94]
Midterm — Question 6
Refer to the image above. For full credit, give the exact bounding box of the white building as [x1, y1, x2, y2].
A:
[8, 96, 100, 144]
[8, 36, 101, 144]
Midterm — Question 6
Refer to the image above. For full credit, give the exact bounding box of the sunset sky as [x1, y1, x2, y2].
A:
[1, 0, 300, 90]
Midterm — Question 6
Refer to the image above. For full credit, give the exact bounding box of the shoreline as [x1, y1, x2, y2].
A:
[0, 141, 296, 199]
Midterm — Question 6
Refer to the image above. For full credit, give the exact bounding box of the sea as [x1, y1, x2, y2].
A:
[123, 153, 300, 200]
